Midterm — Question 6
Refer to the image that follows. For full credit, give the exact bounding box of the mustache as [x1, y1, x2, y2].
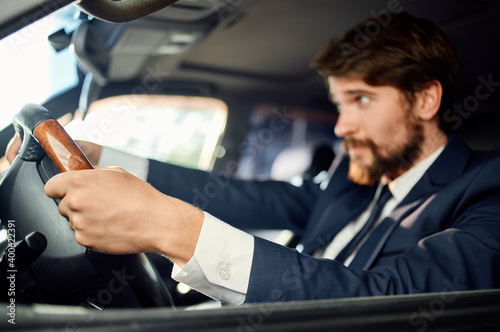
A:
[342, 137, 377, 151]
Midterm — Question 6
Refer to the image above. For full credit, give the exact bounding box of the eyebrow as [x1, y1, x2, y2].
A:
[330, 89, 376, 103]
[344, 89, 376, 96]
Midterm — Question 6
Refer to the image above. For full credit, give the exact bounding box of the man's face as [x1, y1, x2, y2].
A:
[329, 77, 423, 186]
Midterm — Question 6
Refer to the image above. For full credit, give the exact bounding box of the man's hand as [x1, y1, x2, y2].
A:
[44, 167, 204, 267]
[5, 135, 103, 166]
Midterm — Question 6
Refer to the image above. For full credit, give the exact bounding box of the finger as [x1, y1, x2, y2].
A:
[5, 135, 21, 164]
[57, 196, 71, 219]
[44, 172, 72, 199]
[94, 165, 125, 171]
[67, 214, 74, 229]
[95, 166, 131, 177]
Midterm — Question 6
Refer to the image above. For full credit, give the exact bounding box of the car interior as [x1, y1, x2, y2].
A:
[0, 0, 499, 331]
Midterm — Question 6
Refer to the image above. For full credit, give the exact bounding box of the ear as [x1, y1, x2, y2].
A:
[415, 80, 443, 121]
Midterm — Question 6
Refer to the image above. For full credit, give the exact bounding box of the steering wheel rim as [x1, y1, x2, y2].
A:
[5, 103, 175, 308]
[77, 0, 180, 23]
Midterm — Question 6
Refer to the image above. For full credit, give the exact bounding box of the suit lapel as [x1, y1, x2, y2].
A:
[349, 135, 473, 270]
[402, 135, 471, 205]
[302, 186, 375, 254]
[300, 157, 376, 254]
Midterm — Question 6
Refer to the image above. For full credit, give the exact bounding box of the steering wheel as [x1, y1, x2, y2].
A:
[0, 104, 174, 308]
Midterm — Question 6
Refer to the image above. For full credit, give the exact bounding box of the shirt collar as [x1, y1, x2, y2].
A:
[387, 145, 445, 203]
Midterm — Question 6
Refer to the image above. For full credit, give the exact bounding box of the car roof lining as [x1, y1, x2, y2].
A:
[150, 0, 494, 80]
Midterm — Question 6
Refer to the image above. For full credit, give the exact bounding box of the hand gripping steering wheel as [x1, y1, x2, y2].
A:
[0, 104, 174, 308]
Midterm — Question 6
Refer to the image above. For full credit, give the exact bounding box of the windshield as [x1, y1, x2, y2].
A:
[0, 6, 80, 131]
[0, 5, 228, 172]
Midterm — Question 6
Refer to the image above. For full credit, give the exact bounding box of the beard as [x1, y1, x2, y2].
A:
[342, 112, 424, 186]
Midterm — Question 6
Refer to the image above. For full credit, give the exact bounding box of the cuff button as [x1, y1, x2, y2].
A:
[219, 267, 231, 280]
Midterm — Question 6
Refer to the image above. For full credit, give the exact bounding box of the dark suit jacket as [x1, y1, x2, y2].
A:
[147, 136, 500, 302]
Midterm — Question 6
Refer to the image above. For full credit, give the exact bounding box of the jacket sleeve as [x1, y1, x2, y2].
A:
[146, 160, 322, 233]
[244, 157, 500, 302]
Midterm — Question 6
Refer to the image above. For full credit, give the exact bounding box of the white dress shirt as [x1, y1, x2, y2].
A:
[97, 145, 444, 305]
[317, 146, 444, 265]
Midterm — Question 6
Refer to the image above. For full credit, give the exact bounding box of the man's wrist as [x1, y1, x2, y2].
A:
[153, 196, 204, 267]
[171, 212, 254, 304]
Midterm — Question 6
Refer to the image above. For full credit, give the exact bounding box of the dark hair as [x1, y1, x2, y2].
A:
[311, 12, 461, 134]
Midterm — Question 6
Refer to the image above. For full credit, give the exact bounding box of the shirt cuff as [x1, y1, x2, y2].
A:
[98, 146, 149, 180]
[172, 212, 254, 305]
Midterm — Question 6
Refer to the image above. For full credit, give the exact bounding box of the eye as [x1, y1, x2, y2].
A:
[357, 96, 370, 105]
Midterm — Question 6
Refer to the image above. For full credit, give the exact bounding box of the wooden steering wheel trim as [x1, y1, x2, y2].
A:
[33, 119, 93, 172]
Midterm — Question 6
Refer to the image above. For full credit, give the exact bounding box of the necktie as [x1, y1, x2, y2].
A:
[335, 185, 392, 264]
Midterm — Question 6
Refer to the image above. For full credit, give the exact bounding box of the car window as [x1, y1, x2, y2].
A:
[236, 104, 339, 182]
[66, 94, 227, 170]
[0, 6, 80, 131]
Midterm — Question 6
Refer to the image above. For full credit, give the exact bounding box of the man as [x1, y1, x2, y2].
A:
[7, 12, 500, 304]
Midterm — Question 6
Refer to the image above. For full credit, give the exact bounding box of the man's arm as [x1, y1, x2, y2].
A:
[146, 159, 322, 233]
[80, 142, 324, 234]
[39, 144, 322, 304]
[243, 157, 500, 302]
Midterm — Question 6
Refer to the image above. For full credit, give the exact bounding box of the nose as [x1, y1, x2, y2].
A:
[334, 111, 358, 138]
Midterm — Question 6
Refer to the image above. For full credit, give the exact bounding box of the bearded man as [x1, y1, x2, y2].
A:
[11, 12, 500, 304]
